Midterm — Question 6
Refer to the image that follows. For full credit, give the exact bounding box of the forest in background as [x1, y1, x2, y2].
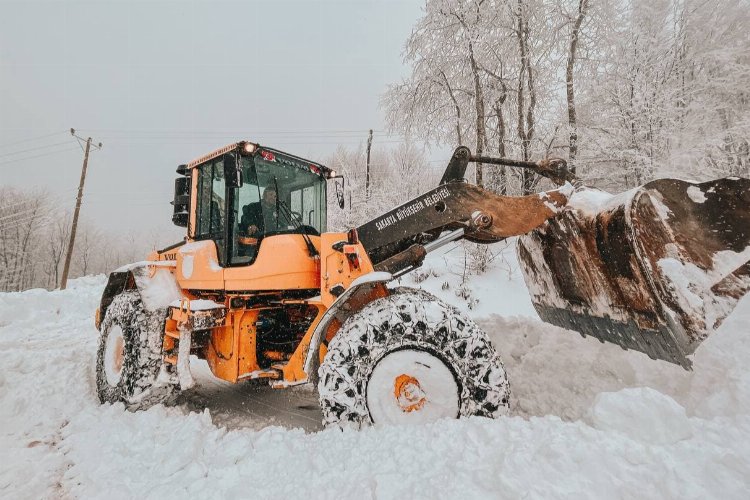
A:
[384, 0, 750, 193]
[2, 0, 749, 292]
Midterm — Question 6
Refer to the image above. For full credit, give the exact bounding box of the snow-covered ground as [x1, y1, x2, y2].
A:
[1, 242, 749, 499]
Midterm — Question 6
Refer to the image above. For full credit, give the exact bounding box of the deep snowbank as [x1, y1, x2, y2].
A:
[1, 245, 749, 499]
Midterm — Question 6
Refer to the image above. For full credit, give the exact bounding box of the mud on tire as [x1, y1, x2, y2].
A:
[318, 288, 510, 427]
[96, 291, 177, 410]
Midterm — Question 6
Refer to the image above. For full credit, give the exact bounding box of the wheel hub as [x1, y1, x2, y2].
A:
[367, 349, 459, 425]
[393, 374, 427, 412]
[104, 325, 125, 386]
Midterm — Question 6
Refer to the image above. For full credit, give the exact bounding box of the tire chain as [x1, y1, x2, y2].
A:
[318, 288, 510, 428]
[96, 291, 178, 410]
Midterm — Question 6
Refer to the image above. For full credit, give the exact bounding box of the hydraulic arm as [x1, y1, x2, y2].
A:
[356, 146, 573, 275]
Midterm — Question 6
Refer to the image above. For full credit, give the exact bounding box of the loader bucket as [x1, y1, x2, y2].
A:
[517, 177, 750, 369]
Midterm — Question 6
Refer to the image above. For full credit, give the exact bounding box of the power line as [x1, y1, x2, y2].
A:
[94, 139, 408, 147]
[0, 130, 67, 150]
[0, 190, 73, 212]
[0, 198, 41, 212]
[0, 146, 81, 167]
[0, 140, 75, 159]
[0, 188, 79, 213]
[0, 206, 49, 223]
[0, 201, 73, 232]
[78, 128, 390, 134]
[0, 213, 56, 232]
[0, 198, 67, 229]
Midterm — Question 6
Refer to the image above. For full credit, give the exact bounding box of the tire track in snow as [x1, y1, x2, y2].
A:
[177, 359, 323, 431]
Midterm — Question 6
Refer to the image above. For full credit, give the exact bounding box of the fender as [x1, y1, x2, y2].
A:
[303, 271, 392, 384]
[96, 261, 182, 330]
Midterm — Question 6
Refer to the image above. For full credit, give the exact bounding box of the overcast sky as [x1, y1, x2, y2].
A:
[0, 0, 433, 241]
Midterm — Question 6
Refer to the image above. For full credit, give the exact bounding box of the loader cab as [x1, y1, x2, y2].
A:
[179, 142, 330, 271]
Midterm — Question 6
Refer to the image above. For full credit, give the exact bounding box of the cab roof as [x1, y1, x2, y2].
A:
[184, 141, 332, 178]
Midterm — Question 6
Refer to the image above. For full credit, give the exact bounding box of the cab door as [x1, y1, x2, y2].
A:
[177, 158, 226, 289]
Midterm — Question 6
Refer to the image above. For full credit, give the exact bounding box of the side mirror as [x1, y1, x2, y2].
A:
[172, 164, 190, 227]
[334, 177, 345, 209]
[223, 153, 242, 188]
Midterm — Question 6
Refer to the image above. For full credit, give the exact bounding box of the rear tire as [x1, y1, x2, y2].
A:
[96, 291, 177, 410]
[318, 288, 510, 427]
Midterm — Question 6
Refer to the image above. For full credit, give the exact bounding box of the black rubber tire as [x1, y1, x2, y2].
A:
[318, 288, 510, 428]
[96, 291, 177, 410]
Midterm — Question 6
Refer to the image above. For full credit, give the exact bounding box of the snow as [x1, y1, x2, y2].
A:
[136, 268, 183, 312]
[398, 240, 537, 319]
[177, 330, 195, 390]
[114, 260, 176, 273]
[558, 181, 575, 198]
[181, 254, 194, 279]
[539, 183, 575, 213]
[103, 325, 125, 386]
[168, 299, 225, 311]
[586, 388, 693, 445]
[651, 195, 674, 220]
[687, 185, 707, 203]
[1, 247, 750, 499]
[568, 187, 630, 217]
[658, 245, 750, 333]
[367, 350, 459, 425]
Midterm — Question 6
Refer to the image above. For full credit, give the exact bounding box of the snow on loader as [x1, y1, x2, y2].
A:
[94, 142, 749, 427]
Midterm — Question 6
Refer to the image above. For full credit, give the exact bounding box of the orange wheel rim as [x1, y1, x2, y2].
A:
[393, 374, 427, 412]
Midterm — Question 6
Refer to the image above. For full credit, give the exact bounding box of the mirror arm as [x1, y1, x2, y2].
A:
[331, 174, 346, 209]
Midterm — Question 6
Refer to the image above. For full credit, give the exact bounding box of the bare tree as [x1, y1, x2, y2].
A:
[74, 223, 100, 277]
[514, 0, 539, 194]
[566, 0, 589, 173]
[45, 213, 71, 288]
[0, 188, 50, 292]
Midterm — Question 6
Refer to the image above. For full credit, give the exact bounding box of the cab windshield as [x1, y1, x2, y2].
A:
[231, 153, 327, 264]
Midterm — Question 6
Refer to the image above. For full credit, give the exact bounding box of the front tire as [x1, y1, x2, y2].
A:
[96, 291, 177, 410]
[318, 289, 510, 427]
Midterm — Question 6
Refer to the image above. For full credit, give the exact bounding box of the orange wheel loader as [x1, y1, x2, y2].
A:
[94, 142, 749, 427]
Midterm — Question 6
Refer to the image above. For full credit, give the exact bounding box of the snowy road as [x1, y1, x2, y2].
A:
[1, 247, 749, 499]
[180, 361, 323, 432]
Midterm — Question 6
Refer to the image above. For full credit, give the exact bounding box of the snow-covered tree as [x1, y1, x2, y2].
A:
[326, 141, 437, 231]
[386, 0, 750, 192]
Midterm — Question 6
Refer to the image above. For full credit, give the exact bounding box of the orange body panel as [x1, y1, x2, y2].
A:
[319, 232, 375, 307]
[188, 170, 199, 239]
[171, 235, 322, 293]
[235, 310, 260, 377]
[204, 309, 284, 383]
[224, 235, 321, 291]
[199, 304, 329, 384]
[175, 240, 223, 289]
[205, 321, 240, 382]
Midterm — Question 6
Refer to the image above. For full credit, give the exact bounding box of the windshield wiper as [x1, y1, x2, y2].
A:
[272, 176, 318, 258]
[278, 200, 319, 258]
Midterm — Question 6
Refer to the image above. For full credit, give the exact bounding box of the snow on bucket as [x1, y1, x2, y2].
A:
[518, 177, 750, 369]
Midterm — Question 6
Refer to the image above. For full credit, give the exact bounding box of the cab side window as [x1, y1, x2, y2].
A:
[230, 158, 261, 265]
[195, 159, 226, 258]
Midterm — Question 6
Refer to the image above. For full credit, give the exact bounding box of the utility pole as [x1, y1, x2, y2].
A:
[365, 129, 373, 200]
[61, 129, 102, 290]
